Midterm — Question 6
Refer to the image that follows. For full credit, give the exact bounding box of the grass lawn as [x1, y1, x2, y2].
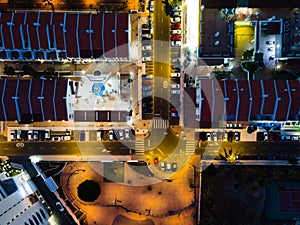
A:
[201, 165, 300, 225]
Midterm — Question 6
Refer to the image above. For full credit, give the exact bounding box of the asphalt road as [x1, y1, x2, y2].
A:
[198, 141, 300, 157]
[0, 141, 136, 156]
[153, 0, 171, 120]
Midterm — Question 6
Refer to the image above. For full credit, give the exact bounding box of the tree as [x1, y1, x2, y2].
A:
[242, 48, 254, 60]
[22, 64, 38, 77]
[3, 65, 15, 75]
[220, 148, 241, 164]
[44, 66, 56, 78]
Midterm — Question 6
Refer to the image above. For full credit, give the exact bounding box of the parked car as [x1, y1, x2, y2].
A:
[234, 131, 240, 141]
[52, 136, 61, 141]
[16, 130, 21, 140]
[142, 33, 152, 39]
[171, 17, 181, 23]
[149, 0, 154, 11]
[56, 202, 64, 212]
[166, 163, 171, 173]
[171, 72, 180, 77]
[97, 130, 102, 140]
[171, 23, 181, 30]
[171, 30, 181, 35]
[172, 58, 181, 63]
[170, 83, 180, 89]
[212, 132, 217, 142]
[171, 41, 181, 46]
[171, 34, 182, 41]
[33, 130, 39, 141]
[170, 112, 178, 117]
[171, 89, 180, 94]
[142, 56, 152, 62]
[45, 129, 51, 140]
[142, 86, 152, 91]
[172, 11, 182, 17]
[109, 130, 114, 141]
[10, 130, 16, 141]
[125, 129, 130, 140]
[160, 161, 165, 171]
[266, 40, 275, 44]
[264, 131, 268, 141]
[142, 45, 152, 51]
[291, 136, 299, 141]
[119, 130, 124, 140]
[28, 130, 33, 141]
[171, 163, 177, 172]
[206, 132, 211, 141]
[172, 6, 182, 11]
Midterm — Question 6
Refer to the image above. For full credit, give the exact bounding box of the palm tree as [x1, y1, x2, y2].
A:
[219, 148, 241, 164]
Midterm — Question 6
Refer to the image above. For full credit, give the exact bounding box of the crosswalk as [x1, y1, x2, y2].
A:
[152, 118, 169, 129]
[135, 140, 145, 155]
[185, 141, 195, 154]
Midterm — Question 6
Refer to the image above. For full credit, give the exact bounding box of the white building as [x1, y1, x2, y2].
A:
[0, 162, 51, 225]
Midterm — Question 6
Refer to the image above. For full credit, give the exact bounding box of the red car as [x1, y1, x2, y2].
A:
[171, 34, 182, 41]
[170, 107, 177, 112]
[171, 23, 181, 30]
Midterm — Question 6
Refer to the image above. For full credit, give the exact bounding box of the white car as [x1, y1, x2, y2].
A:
[33, 130, 39, 141]
[142, 45, 152, 51]
[172, 6, 182, 11]
[142, 33, 152, 38]
[28, 130, 33, 141]
[171, 72, 180, 77]
[10, 130, 16, 141]
[173, 11, 182, 17]
[45, 129, 51, 140]
[206, 132, 211, 141]
[171, 30, 181, 35]
[170, 84, 180, 89]
[142, 56, 152, 62]
[171, 41, 181, 46]
[52, 136, 61, 141]
[149, 1, 154, 11]
[56, 202, 64, 212]
[166, 163, 171, 173]
[125, 129, 130, 140]
[264, 131, 268, 141]
[171, 89, 180, 94]
[171, 17, 181, 23]
[109, 130, 114, 141]
[172, 58, 181, 63]
[96, 130, 102, 141]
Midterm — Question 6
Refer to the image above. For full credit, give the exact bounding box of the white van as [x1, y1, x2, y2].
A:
[96, 130, 102, 141]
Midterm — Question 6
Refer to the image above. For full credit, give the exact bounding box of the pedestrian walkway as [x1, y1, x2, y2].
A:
[185, 141, 195, 155]
[151, 118, 169, 129]
[135, 140, 145, 155]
